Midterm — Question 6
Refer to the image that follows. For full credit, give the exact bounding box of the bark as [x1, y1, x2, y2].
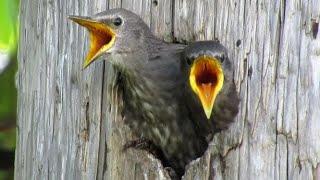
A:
[15, 0, 320, 180]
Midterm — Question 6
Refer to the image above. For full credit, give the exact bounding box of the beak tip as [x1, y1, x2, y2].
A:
[205, 110, 211, 120]
[83, 63, 89, 69]
[204, 108, 212, 120]
[68, 15, 91, 23]
[83, 57, 95, 69]
[68, 15, 76, 21]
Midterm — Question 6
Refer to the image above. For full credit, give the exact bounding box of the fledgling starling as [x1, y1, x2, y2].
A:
[69, 9, 239, 178]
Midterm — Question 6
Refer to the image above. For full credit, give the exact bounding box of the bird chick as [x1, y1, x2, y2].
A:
[182, 41, 240, 138]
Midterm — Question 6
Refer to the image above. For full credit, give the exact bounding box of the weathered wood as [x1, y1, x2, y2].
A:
[15, 0, 320, 180]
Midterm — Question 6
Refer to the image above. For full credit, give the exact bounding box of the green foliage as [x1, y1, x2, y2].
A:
[0, 60, 17, 122]
[0, 0, 19, 144]
[0, 0, 19, 178]
[0, 0, 19, 51]
[0, 170, 13, 180]
[0, 58, 17, 150]
[0, 60, 17, 150]
[0, 129, 16, 150]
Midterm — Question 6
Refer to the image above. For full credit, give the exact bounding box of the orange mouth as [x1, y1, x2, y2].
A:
[69, 16, 115, 68]
[189, 56, 224, 119]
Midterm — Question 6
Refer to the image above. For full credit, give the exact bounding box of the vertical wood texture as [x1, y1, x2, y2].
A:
[15, 0, 320, 179]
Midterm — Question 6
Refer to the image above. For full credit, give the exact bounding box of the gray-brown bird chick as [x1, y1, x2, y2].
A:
[69, 9, 239, 178]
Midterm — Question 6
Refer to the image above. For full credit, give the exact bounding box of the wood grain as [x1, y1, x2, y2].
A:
[15, 0, 320, 179]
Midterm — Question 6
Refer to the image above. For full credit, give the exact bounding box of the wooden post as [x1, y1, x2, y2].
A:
[15, 0, 320, 179]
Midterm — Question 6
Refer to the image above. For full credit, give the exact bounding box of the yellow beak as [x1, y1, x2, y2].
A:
[189, 55, 224, 119]
[69, 16, 116, 68]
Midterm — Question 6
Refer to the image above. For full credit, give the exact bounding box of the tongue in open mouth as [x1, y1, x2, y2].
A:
[189, 56, 224, 119]
[196, 63, 217, 103]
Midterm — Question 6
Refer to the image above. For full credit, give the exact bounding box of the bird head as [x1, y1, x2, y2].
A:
[69, 8, 152, 68]
[183, 41, 232, 119]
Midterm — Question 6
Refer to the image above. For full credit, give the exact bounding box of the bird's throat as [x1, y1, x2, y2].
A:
[189, 56, 224, 119]
[69, 16, 116, 68]
[86, 24, 115, 67]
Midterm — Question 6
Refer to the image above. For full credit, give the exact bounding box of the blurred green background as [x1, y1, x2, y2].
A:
[0, 0, 19, 179]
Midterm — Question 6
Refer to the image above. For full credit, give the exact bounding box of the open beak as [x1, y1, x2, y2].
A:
[189, 55, 224, 119]
[69, 16, 116, 68]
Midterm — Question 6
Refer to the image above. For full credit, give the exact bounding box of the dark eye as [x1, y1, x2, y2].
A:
[220, 55, 225, 63]
[113, 17, 122, 26]
[186, 57, 192, 65]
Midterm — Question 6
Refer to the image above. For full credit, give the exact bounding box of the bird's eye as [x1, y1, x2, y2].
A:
[220, 55, 225, 63]
[186, 57, 192, 65]
[113, 17, 122, 26]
